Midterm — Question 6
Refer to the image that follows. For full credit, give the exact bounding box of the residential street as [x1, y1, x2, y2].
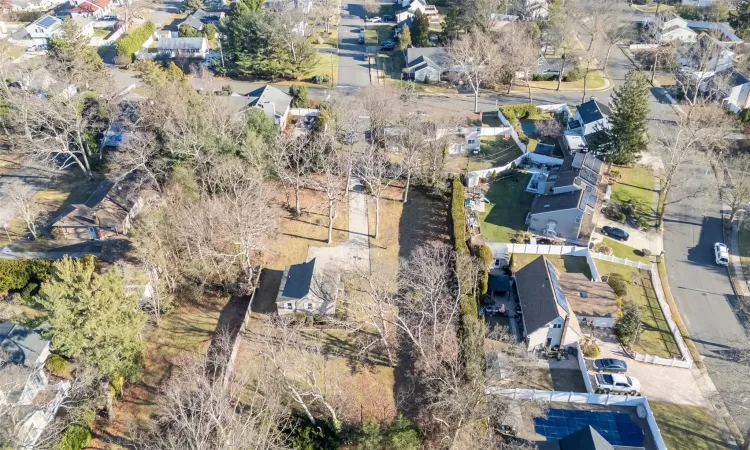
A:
[336, 1, 371, 87]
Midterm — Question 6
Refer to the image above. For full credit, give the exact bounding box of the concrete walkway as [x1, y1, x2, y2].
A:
[729, 216, 750, 296]
[306, 178, 371, 274]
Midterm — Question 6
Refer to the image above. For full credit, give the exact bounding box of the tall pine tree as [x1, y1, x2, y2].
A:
[589, 70, 650, 165]
[731, 0, 750, 39]
[410, 10, 430, 47]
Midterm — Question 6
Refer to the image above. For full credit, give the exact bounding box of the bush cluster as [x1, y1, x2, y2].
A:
[499, 103, 538, 128]
[581, 339, 600, 357]
[54, 425, 91, 450]
[0, 259, 52, 294]
[116, 21, 156, 59]
[532, 74, 556, 82]
[606, 273, 628, 298]
[562, 68, 582, 82]
[449, 177, 483, 383]
[45, 353, 68, 376]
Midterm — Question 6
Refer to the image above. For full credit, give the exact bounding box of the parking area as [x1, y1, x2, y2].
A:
[591, 328, 709, 407]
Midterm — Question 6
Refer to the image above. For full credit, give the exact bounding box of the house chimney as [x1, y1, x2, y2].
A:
[559, 314, 570, 348]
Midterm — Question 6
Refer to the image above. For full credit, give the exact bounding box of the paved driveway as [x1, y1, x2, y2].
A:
[594, 329, 709, 407]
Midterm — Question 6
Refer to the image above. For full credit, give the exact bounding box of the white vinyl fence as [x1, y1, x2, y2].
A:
[501, 244, 693, 369]
[573, 341, 594, 394]
[488, 388, 668, 450]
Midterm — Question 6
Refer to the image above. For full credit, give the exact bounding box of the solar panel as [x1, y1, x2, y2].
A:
[38, 16, 57, 27]
[533, 408, 644, 447]
[546, 260, 570, 315]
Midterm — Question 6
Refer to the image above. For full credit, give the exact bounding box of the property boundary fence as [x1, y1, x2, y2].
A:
[498, 243, 693, 369]
[573, 341, 594, 394]
[489, 388, 668, 450]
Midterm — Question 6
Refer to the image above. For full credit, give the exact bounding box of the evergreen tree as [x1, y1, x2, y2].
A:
[398, 25, 412, 51]
[731, 0, 750, 39]
[48, 18, 105, 74]
[589, 70, 650, 165]
[386, 415, 420, 450]
[289, 84, 309, 108]
[178, 22, 202, 37]
[441, 7, 463, 41]
[409, 10, 430, 47]
[35, 257, 148, 381]
[614, 304, 642, 346]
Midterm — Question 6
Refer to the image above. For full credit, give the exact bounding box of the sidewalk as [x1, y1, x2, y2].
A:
[729, 216, 750, 296]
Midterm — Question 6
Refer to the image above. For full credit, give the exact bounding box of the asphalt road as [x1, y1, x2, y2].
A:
[336, 3, 371, 88]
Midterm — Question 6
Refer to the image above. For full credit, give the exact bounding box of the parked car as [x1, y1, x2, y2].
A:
[714, 242, 729, 266]
[358, 32, 365, 44]
[602, 226, 629, 241]
[101, 14, 118, 20]
[383, 14, 394, 21]
[367, 16, 382, 22]
[593, 373, 640, 395]
[380, 41, 395, 50]
[593, 358, 628, 373]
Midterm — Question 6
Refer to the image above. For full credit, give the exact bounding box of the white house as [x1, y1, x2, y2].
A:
[156, 37, 209, 59]
[395, 0, 439, 25]
[68, 0, 112, 19]
[11, 0, 64, 11]
[646, 11, 697, 43]
[566, 97, 610, 137]
[559, 273, 618, 328]
[681, 0, 714, 7]
[714, 70, 750, 112]
[514, 256, 582, 351]
[22, 15, 62, 47]
[245, 85, 293, 129]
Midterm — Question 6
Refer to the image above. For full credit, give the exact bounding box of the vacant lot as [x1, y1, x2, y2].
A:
[594, 260, 679, 359]
[512, 254, 592, 279]
[650, 402, 730, 450]
[476, 173, 535, 243]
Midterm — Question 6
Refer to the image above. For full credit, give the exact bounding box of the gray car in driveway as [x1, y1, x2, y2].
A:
[593, 358, 627, 373]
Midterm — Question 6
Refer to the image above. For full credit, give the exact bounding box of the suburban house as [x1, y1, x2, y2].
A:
[714, 70, 750, 112]
[19, 15, 62, 47]
[156, 37, 209, 59]
[535, 54, 570, 77]
[566, 97, 610, 137]
[405, 47, 448, 83]
[0, 321, 70, 449]
[275, 258, 341, 315]
[246, 85, 292, 129]
[9, 66, 76, 98]
[181, 9, 223, 32]
[646, 11, 697, 43]
[50, 177, 145, 241]
[67, 0, 111, 18]
[559, 273, 618, 328]
[265, 0, 311, 34]
[547, 152, 603, 195]
[514, 256, 582, 351]
[526, 188, 596, 241]
[552, 425, 644, 450]
[681, 0, 713, 6]
[395, 0, 439, 25]
[12, 0, 64, 11]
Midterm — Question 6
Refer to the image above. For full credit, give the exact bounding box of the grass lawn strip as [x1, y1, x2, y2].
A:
[528, 70, 608, 90]
[650, 402, 728, 450]
[611, 164, 656, 207]
[594, 260, 679, 359]
[512, 254, 592, 279]
[467, 138, 524, 172]
[601, 237, 651, 264]
[476, 173, 535, 243]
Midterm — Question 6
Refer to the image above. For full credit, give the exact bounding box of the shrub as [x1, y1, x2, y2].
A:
[178, 23, 201, 37]
[54, 425, 91, 450]
[387, 415, 420, 450]
[205, 23, 217, 41]
[356, 419, 382, 450]
[289, 84, 309, 108]
[46, 354, 68, 375]
[615, 304, 642, 346]
[581, 339, 600, 357]
[617, 212, 626, 223]
[532, 74, 556, 82]
[606, 273, 628, 298]
[473, 244, 493, 299]
[220, 84, 233, 95]
[0, 259, 52, 294]
[19, 281, 38, 303]
[563, 68, 582, 82]
[594, 244, 612, 256]
[450, 177, 467, 249]
[314, 74, 330, 84]
[116, 21, 156, 59]
[499, 103, 537, 128]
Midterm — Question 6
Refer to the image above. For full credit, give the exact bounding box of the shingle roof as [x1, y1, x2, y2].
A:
[34, 14, 61, 29]
[280, 259, 315, 299]
[406, 47, 447, 69]
[559, 273, 617, 319]
[577, 99, 611, 124]
[157, 37, 206, 51]
[530, 190, 584, 214]
[246, 85, 292, 119]
[558, 426, 615, 450]
[0, 321, 50, 367]
[515, 256, 572, 334]
[182, 9, 222, 30]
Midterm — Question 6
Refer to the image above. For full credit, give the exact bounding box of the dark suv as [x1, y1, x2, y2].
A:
[602, 226, 629, 241]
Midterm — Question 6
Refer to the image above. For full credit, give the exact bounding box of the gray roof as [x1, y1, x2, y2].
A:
[531, 190, 584, 214]
[515, 256, 566, 334]
[0, 321, 50, 367]
[406, 47, 448, 69]
[558, 426, 615, 450]
[577, 99, 611, 124]
[35, 14, 60, 29]
[246, 85, 292, 119]
[157, 37, 206, 51]
[281, 259, 316, 299]
[182, 9, 222, 30]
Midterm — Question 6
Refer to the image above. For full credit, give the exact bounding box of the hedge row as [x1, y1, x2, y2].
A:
[499, 103, 537, 128]
[449, 176, 483, 384]
[0, 259, 51, 294]
[116, 21, 156, 59]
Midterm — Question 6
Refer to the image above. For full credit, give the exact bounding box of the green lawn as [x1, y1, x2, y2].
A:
[527, 71, 608, 90]
[737, 220, 750, 282]
[377, 51, 405, 79]
[594, 261, 679, 359]
[93, 28, 111, 38]
[600, 237, 651, 264]
[365, 24, 395, 47]
[512, 254, 592, 279]
[650, 402, 730, 450]
[467, 137, 524, 172]
[364, 28, 378, 46]
[476, 173, 535, 243]
[611, 164, 656, 207]
[274, 53, 339, 88]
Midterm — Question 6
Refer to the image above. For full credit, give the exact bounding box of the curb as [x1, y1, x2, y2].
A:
[617, 45, 685, 116]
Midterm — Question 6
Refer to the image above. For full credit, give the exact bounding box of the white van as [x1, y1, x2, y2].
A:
[714, 242, 729, 266]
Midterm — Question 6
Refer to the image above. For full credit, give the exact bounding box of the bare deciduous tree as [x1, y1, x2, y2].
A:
[497, 23, 539, 102]
[354, 144, 403, 239]
[447, 28, 502, 113]
[8, 182, 45, 240]
[309, 138, 349, 244]
[108, 131, 167, 193]
[274, 134, 314, 216]
[720, 153, 750, 223]
[312, 0, 339, 34]
[656, 104, 735, 226]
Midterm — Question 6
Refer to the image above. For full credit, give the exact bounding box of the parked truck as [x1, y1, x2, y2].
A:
[593, 373, 641, 395]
